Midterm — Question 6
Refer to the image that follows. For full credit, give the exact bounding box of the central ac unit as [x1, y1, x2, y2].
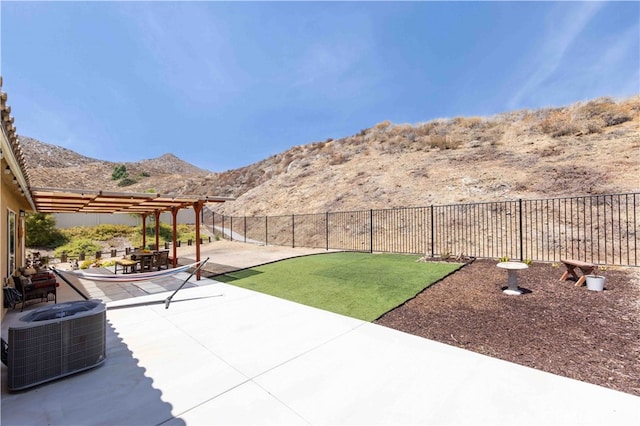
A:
[7, 300, 106, 391]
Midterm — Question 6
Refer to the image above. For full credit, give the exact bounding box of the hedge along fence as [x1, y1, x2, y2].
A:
[206, 193, 639, 267]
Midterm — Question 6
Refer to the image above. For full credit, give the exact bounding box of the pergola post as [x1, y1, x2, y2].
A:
[141, 213, 147, 248]
[193, 201, 203, 280]
[171, 207, 179, 268]
[154, 210, 161, 250]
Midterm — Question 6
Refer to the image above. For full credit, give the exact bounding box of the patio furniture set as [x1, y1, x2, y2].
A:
[114, 249, 171, 274]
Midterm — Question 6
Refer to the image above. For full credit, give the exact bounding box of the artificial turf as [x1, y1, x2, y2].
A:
[215, 252, 463, 321]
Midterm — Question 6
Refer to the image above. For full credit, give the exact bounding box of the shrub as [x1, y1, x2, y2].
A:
[374, 120, 391, 130]
[328, 152, 350, 165]
[128, 222, 198, 248]
[49, 223, 199, 258]
[80, 259, 94, 269]
[111, 164, 128, 180]
[54, 238, 102, 258]
[25, 213, 68, 248]
[429, 135, 461, 150]
[452, 116, 483, 129]
[601, 107, 633, 127]
[540, 110, 579, 137]
[63, 224, 134, 241]
[117, 177, 137, 187]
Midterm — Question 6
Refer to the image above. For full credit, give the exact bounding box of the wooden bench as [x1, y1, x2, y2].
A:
[559, 259, 596, 287]
[115, 259, 139, 274]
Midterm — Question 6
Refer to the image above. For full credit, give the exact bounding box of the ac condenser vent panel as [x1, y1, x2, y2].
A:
[7, 300, 106, 391]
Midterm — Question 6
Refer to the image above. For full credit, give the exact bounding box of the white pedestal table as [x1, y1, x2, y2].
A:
[497, 261, 529, 295]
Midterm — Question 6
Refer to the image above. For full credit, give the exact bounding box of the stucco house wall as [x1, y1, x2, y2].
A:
[1, 78, 36, 320]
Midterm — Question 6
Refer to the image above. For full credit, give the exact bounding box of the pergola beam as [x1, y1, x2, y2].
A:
[29, 187, 233, 215]
[28, 187, 233, 280]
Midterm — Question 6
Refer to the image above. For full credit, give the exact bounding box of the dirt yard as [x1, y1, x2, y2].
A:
[375, 259, 640, 396]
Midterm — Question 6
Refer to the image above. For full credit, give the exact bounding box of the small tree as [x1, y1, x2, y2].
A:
[25, 213, 67, 248]
[111, 164, 128, 180]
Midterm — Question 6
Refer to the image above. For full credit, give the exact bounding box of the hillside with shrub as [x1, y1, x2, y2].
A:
[20, 96, 640, 216]
[216, 96, 639, 215]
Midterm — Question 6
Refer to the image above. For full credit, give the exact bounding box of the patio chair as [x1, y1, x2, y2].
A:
[153, 250, 170, 270]
[139, 254, 153, 272]
[12, 271, 57, 311]
[115, 257, 139, 274]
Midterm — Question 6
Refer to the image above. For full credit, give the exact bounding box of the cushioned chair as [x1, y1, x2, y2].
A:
[115, 257, 139, 274]
[139, 255, 153, 272]
[12, 271, 57, 311]
[153, 250, 170, 270]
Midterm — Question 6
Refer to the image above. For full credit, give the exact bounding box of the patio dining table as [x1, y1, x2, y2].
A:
[131, 251, 154, 272]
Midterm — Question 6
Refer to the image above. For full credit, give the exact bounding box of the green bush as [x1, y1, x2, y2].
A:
[34, 221, 201, 259]
[63, 224, 135, 241]
[111, 164, 128, 180]
[25, 213, 68, 248]
[124, 222, 195, 248]
[117, 177, 137, 187]
[54, 238, 102, 258]
[80, 259, 94, 269]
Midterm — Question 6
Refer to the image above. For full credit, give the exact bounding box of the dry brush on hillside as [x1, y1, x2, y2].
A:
[18, 96, 640, 216]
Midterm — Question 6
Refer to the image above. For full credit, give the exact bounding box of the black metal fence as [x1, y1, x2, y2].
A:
[206, 193, 639, 266]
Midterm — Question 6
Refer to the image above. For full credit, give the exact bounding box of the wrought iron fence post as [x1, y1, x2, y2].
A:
[519, 198, 523, 261]
[325, 212, 329, 251]
[230, 217, 233, 242]
[430, 205, 434, 257]
[370, 209, 374, 253]
[244, 216, 247, 243]
[292, 214, 295, 248]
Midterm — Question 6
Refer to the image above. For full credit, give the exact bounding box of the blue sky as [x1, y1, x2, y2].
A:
[1, 1, 638, 172]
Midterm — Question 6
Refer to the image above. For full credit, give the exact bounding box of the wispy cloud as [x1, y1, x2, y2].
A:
[117, 3, 245, 105]
[508, 2, 605, 109]
[294, 41, 364, 84]
[290, 40, 375, 101]
[590, 24, 640, 97]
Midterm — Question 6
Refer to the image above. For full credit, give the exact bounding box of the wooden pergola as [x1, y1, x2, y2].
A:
[30, 187, 234, 279]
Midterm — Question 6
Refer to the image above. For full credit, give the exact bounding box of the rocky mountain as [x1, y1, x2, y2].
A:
[18, 96, 640, 216]
[19, 136, 212, 193]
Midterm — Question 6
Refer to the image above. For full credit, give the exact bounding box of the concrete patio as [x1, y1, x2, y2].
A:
[2, 243, 639, 425]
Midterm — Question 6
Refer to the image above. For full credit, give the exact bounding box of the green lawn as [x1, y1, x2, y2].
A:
[215, 252, 463, 321]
